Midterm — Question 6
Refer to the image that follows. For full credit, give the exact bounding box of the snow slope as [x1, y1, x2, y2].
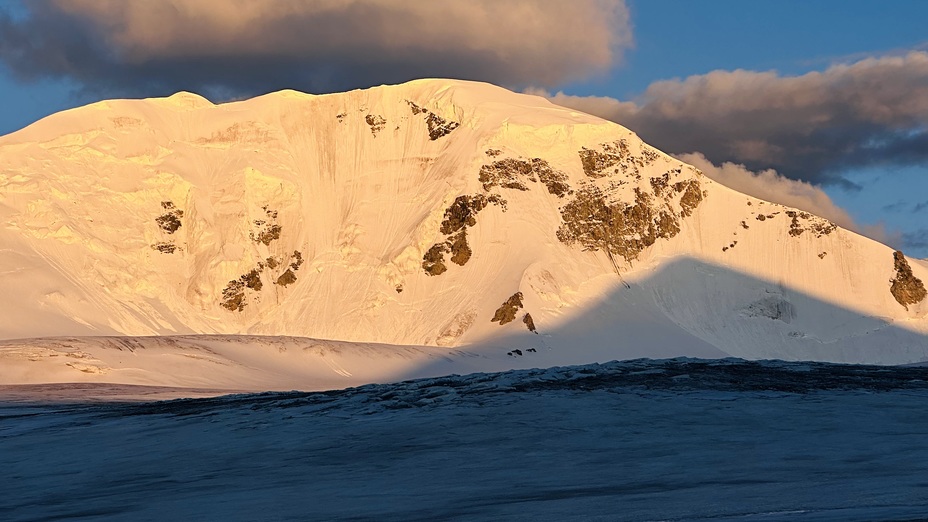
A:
[0, 79, 926, 390]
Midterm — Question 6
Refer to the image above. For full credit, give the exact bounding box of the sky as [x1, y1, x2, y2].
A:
[0, 0, 926, 256]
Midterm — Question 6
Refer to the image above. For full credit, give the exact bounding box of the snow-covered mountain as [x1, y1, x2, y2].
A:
[1, 79, 926, 391]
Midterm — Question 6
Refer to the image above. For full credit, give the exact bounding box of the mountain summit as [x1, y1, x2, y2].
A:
[1, 80, 926, 390]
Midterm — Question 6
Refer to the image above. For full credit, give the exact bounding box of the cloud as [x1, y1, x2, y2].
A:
[539, 51, 928, 185]
[902, 229, 928, 258]
[0, 0, 631, 99]
[882, 200, 908, 213]
[675, 152, 894, 244]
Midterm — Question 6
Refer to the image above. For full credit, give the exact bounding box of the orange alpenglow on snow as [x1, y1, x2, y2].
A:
[0, 80, 925, 393]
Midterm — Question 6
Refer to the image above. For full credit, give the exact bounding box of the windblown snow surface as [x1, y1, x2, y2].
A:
[3, 359, 928, 521]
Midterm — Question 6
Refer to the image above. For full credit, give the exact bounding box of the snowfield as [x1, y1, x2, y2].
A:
[3, 359, 928, 521]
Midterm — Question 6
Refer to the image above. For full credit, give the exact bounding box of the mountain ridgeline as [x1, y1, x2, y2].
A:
[0, 79, 926, 369]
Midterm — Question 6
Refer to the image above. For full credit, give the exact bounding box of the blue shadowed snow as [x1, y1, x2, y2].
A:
[2, 358, 928, 521]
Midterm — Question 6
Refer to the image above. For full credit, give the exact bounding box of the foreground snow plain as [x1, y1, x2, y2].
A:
[3, 359, 928, 521]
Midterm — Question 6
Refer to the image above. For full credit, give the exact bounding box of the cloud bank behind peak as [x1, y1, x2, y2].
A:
[538, 51, 928, 186]
[0, 0, 632, 99]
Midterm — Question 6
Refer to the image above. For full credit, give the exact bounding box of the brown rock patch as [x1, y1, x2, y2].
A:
[557, 181, 699, 263]
[441, 195, 492, 234]
[523, 313, 537, 333]
[365, 114, 386, 136]
[155, 201, 184, 234]
[890, 250, 927, 309]
[406, 100, 460, 140]
[477, 155, 569, 196]
[290, 250, 304, 271]
[220, 280, 247, 312]
[424, 194, 506, 275]
[676, 180, 703, 217]
[448, 230, 472, 266]
[422, 243, 449, 276]
[152, 242, 178, 254]
[250, 206, 281, 246]
[491, 292, 524, 325]
[276, 269, 297, 287]
[241, 269, 263, 291]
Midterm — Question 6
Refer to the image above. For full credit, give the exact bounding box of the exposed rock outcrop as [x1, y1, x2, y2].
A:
[222, 250, 305, 310]
[156, 201, 184, 233]
[241, 269, 262, 291]
[250, 206, 281, 246]
[440, 195, 492, 234]
[422, 243, 449, 276]
[426, 113, 460, 140]
[785, 210, 835, 238]
[448, 230, 472, 266]
[579, 140, 661, 179]
[478, 158, 532, 191]
[276, 269, 297, 287]
[557, 182, 699, 263]
[491, 292, 524, 325]
[478, 157, 570, 197]
[289, 250, 304, 271]
[406, 100, 460, 140]
[523, 313, 537, 333]
[423, 194, 505, 275]
[890, 251, 927, 309]
[220, 280, 247, 312]
[558, 142, 705, 264]
[676, 180, 703, 217]
[365, 114, 386, 136]
[152, 242, 178, 254]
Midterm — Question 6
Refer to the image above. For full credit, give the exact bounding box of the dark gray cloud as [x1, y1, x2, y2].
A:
[882, 200, 909, 213]
[0, 0, 631, 100]
[902, 229, 928, 258]
[537, 52, 928, 186]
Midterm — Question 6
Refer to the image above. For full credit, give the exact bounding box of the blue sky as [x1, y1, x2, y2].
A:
[601, 0, 928, 95]
[0, 0, 926, 255]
